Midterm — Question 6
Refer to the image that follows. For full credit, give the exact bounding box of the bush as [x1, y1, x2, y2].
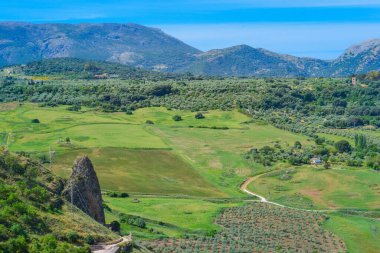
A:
[66, 231, 79, 243]
[294, 141, 302, 149]
[172, 115, 182, 121]
[145, 120, 154, 125]
[194, 112, 205, 119]
[110, 221, 120, 232]
[109, 192, 118, 198]
[120, 192, 129, 198]
[335, 140, 352, 153]
[127, 217, 146, 228]
[67, 105, 81, 111]
[31, 119, 40, 123]
[85, 235, 95, 245]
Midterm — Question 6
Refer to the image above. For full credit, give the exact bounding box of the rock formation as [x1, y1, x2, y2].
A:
[62, 156, 105, 224]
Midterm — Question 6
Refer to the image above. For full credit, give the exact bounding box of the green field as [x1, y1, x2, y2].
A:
[248, 167, 380, 209]
[104, 196, 244, 238]
[1, 103, 311, 197]
[52, 148, 224, 196]
[325, 214, 380, 253]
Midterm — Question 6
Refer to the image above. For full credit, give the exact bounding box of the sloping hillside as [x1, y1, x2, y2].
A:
[0, 22, 200, 71]
[328, 39, 380, 76]
[178, 45, 328, 77]
[0, 22, 380, 77]
[0, 148, 117, 252]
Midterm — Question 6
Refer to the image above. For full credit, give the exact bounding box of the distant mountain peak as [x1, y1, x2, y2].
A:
[0, 22, 379, 77]
[342, 39, 380, 57]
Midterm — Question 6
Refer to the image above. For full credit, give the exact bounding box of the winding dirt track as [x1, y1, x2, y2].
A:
[91, 235, 132, 253]
[240, 173, 332, 212]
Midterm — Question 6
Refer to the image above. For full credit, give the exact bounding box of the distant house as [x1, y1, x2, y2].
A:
[310, 157, 322, 165]
[94, 73, 109, 79]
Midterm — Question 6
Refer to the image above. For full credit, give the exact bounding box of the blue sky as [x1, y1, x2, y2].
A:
[1, 1, 380, 59]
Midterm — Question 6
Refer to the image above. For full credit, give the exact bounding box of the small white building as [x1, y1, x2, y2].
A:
[310, 157, 322, 165]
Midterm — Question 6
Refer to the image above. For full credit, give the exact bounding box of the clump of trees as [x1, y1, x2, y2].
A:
[247, 134, 378, 170]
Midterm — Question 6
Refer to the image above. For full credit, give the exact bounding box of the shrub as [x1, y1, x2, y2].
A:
[145, 120, 154, 125]
[294, 141, 302, 149]
[120, 192, 129, 198]
[85, 235, 95, 245]
[67, 105, 81, 111]
[127, 217, 146, 228]
[31, 119, 40, 123]
[335, 140, 352, 153]
[108, 192, 118, 197]
[195, 112, 205, 119]
[66, 231, 79, 243]
[172, 115, 182, 121]
[110, 221, 120, 232]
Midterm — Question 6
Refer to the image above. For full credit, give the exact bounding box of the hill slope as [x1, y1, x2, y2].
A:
[0, 148, 117, 252]
[178, 45, 328, 77]
[328, 39, 380, 76]
[1, 22, 380, 77]
[0, 22, 200, 71]
[9, 58, 182, 80]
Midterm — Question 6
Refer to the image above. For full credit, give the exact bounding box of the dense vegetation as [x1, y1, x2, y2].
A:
[247, 134, 379, 170]
[6, 58, 188, 80]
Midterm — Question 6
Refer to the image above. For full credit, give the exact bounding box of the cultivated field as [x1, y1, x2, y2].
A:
[140, 202, 347, 253]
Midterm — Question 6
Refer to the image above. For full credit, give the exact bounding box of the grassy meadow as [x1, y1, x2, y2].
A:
[0, 102, 310, 197]
[104, 196, 245, 238]
[248, 167, 380, 210]
[52, 148, 224, 196]
[325, 214, 380, 253]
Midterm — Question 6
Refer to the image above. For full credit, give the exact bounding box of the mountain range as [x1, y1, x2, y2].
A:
[1, 22, 380, 77]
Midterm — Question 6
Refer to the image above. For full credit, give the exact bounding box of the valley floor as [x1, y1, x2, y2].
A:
[1, 102, 379, 252]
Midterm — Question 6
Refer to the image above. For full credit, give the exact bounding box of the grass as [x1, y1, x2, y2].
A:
[104, 196, 245, 238]
[1, 103, 312, 197]
[10, 124, 169, 152]
[51, 148, 224, 197]
[1, 102, 379, 250]
[324, 213, 380, 253]
[248, 166, 380, 210]
[153, 124, 313, 196]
